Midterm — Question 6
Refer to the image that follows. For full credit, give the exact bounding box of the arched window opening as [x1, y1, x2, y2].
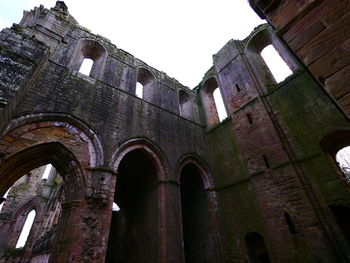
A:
[41, 164, 53, 180]
[213, 88, 227, 122]
[180, 163, 219, 262]
[245, 232, 271, 263]
[0, 164, 63, 260]
[201, 77, 227, 127]
[79, 58, 94, 76]
[70, 39, 107, 79]
[261, 45, 292, 83]
[136, 68, 155, 102]
[336, 146, 350, 182]
[16, 210, 36, 248]
[179, 90, 193, 119]
[330, 206, 350, 245]
[136, 82, 144, 99]
[106, 150, 158, 262]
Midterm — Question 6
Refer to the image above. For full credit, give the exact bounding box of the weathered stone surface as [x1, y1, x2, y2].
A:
[0, 1, 350, 263]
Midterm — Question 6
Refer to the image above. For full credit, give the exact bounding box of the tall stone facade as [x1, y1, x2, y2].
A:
[0, 1, 349, 262]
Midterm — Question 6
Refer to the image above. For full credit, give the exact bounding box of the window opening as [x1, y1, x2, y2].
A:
[79, 58, 94, 76]
[263, 155, 270, 168]
[213, 88, 227, 122]
[336, 146, 350, 181]
[136, 82, 144, 99]
[41, 164, 53, 180]
[0, 188, 11, 212]
[247, 113, 253, 124]
[112, 202, 120, 212]
[236, 84, 241, 92]
[284, 213, 296, 234]
[16, 210, 36, 248]
[261, 45, 292, 83]
[0, 164, 63, 256]
[179, 90, 192, 119]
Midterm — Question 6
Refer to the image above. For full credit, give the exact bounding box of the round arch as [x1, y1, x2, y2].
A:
[0, 113, 104, 167]
[109, 137, 169, 262]
[0, 142, 87, 262]
[0, 142, 85, 200]
[176, 153, 224, 262]
[176, 153, 213, 190]
[320, 130, 350, 157]
[111, 137, 169, 181]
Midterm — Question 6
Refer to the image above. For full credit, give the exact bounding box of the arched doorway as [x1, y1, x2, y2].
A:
[245, 232, 271, 263]
[179, 162, 219, 263]
[106, 149, 159, 263]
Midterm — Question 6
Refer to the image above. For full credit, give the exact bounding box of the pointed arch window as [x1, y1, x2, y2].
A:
[16, 210, 36, 248]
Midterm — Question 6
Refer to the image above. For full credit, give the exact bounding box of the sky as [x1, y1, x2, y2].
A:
[0, 0, 264, 88]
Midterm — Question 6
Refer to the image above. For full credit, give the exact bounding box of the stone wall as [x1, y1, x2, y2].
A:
[249, 0, 350, 116]
[0, 1, 349, 263]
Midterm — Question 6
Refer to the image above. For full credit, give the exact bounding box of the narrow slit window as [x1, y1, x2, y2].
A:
[236, 84, 241, 92]
[16, 210, 36, 248]
[41, 164, 52, 180]
[79, 58, 94, 76]
[284, 213, 297, 234]
[261, 45, 292, 83]
[263, 155, 270, 168]
[136, 82, 143, 99]
[247, 113, 253, 124]
[213, 88, 227, 122]
[336, 146, 350, 181]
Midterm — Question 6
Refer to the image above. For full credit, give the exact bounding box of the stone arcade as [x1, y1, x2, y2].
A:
[0, 1, 350, 262]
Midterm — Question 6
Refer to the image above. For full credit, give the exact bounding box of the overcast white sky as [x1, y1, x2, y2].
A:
[0, 0, 264, 88]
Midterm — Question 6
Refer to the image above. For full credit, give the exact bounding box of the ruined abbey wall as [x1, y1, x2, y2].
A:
[0, 1, 350, 263]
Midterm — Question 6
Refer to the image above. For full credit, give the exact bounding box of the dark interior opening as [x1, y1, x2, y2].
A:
[180, 163, 217, 262]
[284, 213, 297, 234]
[330, 205, 350, 245]
[105, 150, 158, 263]
[245, 232, 271, 263]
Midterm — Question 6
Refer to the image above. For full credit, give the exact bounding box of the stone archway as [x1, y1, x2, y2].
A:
[177, 156, 223, 263]
[0, 117, 109, 262]
[0, 142, 86, 262]
[108, 138, 169, 263]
